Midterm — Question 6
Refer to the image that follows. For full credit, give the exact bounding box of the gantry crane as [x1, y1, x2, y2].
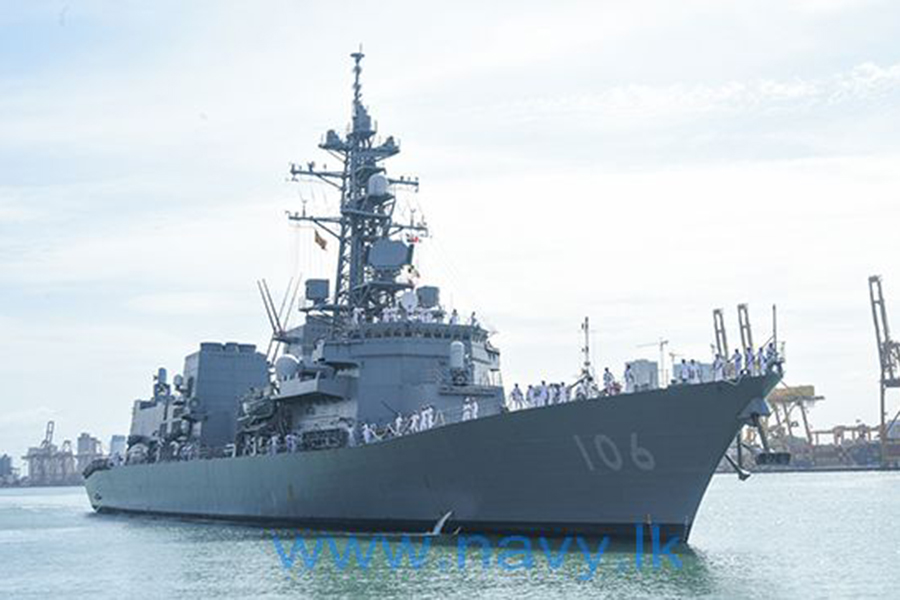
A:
[869, 275, 900, 467]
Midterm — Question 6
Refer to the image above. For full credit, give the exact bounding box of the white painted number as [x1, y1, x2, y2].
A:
[573, 433, 656, 472]
[630, 433, 656, 471]
[593, 434, 622, 471]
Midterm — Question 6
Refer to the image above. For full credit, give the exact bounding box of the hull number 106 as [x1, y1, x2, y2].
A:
[573, 433, 656, 472]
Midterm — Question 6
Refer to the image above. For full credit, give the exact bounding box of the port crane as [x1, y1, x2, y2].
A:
[869, 275, 900, 467]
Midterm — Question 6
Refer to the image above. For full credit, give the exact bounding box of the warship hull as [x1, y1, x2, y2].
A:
[85, 374, 778, 541]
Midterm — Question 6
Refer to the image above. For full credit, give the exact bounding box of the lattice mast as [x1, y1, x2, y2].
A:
[288, 50, 427, 329]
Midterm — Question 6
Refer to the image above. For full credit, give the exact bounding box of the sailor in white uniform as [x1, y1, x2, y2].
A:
[421, 406, 434, 430]
[394, 413, 404, 437]
[603, 368, 614, 395]
[766, 341, 777, 368]
[575, 380, 588, 400]
[461, 398, 473, 422]
[558, 382, 570, 403]
[745, 347, 755, 375]
[713, 354, 724, 381]
[757, 346, 767, 374]
[509, 384, 525, 410]
[449, 309, 460, 325]
[688, 359, 699, 384]
[732, 349, 743, 379]
[526, 385, 536, 408]
[680, 359, 689, 385]
[624, 364, 635, 393]
[534, 381, 548, 407]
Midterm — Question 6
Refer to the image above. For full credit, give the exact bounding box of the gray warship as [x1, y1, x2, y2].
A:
[84, 52, 784, 541]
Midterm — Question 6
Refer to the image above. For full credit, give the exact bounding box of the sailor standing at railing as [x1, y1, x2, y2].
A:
[536, 381, 549, 407]
[422, 405, 436, 430]
[757, 346, 767, 374]
[526, 384, 536, 408]
[713, 354, 725, 381]
[462, 397, 478, 421]
[732, 349, 743, 378]
[624, 364, 635, 393]
[745, 346, 755, 375]
[680, 360, 689, 385]
[558, 382, 570, 403]
[394, 413, 404, 436]
[603, 368, 615, 395]
[286, 433, 297, 453]
[449, 309, 459, 325]
[575, 379, 590, 400]
[766, 341, 778, 368]
[508, 384, 525, 410]
[689, 359, 700, 384]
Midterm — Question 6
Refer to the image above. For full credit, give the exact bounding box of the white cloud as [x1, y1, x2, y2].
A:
[471, 61, 900, 124]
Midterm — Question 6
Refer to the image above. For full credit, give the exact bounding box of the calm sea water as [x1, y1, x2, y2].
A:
[1, 472, 898, 599]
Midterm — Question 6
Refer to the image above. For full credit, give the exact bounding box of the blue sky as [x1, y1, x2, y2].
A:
[2, 0, 900, 465]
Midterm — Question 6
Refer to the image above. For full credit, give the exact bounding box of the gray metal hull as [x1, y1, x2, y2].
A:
[85, 374, 778, 540]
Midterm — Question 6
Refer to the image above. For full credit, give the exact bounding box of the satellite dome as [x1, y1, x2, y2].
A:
[274, 354, 301, 380]
[367, 174, 389, 197]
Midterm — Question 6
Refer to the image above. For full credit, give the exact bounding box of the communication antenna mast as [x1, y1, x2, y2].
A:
[286, 50, 427, 333]
[581, 317, 594, 376]
[638, 338, 669, 388]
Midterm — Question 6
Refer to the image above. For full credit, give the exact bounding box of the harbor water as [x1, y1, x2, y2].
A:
[1, 471, 898, 599]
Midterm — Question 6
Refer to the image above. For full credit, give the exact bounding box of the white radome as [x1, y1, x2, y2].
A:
[274, 354, 300, 380]
[367, 173, 388, 197]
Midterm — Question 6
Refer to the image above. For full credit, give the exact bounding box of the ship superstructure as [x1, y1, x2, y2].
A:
[233, 50, 505, 454]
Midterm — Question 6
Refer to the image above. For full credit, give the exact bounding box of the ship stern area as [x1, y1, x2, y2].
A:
[425, 369, 782, 544]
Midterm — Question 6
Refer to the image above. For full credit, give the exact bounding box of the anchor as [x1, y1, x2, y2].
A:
[729, 397, 791, 480]
[751, 413, 791, 467]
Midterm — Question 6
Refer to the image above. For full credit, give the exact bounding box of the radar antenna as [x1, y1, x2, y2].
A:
[287, 51, 427, 333]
